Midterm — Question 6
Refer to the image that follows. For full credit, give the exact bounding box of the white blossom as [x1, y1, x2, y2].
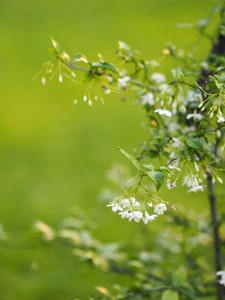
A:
[118, 76, 130, 88]
[106, 202, 123, 212]
[160, 84, 172, 94]
[143, 212, 158, 224]
[216, 271, 225, 286]
[104, 89, 111, 94]
[41, 77, 46, 85]
[151, 73, 165, 83]
[118, 210, 130, 219]
[182, 126, 196, 133]
[154, 109, 172, 117]
[133, 211, 143, 222]
[182, 174, 198, 188]
[59, 74, 63, 82]
[179, 105, 186, 114]
[154, 203, 167, 215]
[186, 113, 203, 120]
[187, 185, 205, 193]
[168, 165, 181, 171]
[217, 111, 225, 123]
[166, 179, 171, 190]
[172, 138, 183, 148]
[141, 93, 154, 105]
[183, 91, 202, 106]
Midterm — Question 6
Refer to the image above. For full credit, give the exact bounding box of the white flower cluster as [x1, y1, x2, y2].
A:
[182, 173, 205, 193]
[216, 270, 225, 286]
[107, 197, 167, 224]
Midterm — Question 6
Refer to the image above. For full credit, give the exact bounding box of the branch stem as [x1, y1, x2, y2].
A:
[207, 172, 224, 300]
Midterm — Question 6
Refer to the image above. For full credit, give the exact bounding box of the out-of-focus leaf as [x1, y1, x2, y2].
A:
[161, 290, 179, 300]
[172, 269, 187, 287]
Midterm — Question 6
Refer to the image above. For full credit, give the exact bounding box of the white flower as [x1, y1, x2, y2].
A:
[143, 212, 158, 224]
[154, 203, 167, 215]
[133, 211, 143, 223]
[83, 95, 87, 102]
[118, 210, 130, 219]
[147, 214, 158, 221]
[186, 113, 203, 120]
[166, 179, 171, 190]
[130, 197, 140, 207]
[172, 138, 183, 148]
[183, 91, 202, 105]
[154, 109, 172, 117]
[88, 99, 92, 106]
[160, 84, 172, 94]
[59, 74, 63, 82]
[118, 76, 130, 88]
[187, 185, 205, 193]
[171, 182, 177, 188]
[104, 89, 111, 94]
[41, 77, 46, 85]
[182, 174, 198, 188]
[194, 162, 199, 172]
[216, 271, 225, 286]
[119, 197, 139, 211]
[151, 73, 165, 84]
[179, 105, 186, 114]
[141, 93, 154, 105]
[182, 126, 196, 133]
[217, 176, 223, 184]
[121, 198, 130, 209]
[106, 202, 123, 212]
[166, 122, 179, 133]
[217, 111, 225, 123]
[168, 165, 181, 171]
[73, 99, 78, 105]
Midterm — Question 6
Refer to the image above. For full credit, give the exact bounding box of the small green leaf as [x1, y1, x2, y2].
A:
[186, 137, 205, 150]
[162, 151, 170, 158]
[148, 150, 159, 159]
[146, 171, 164, 191]
[118, 147, 140, 171]
[91, 62, 118, 75]
[159, 166, 172, 174]
[172, 269, 187, 287]
[161, 290, 179, 300]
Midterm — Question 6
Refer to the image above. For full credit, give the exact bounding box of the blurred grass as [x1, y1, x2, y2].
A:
[0, 0, 218, 299]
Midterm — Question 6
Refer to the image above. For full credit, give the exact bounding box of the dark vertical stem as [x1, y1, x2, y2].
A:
[207, 172, 224, 300]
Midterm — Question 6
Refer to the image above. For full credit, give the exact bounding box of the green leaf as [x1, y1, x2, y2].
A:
[161, 290, 179, 300]
[146, 171, 164, 191]
[162, 151, 170, 158]
[172, 269, 187, 287]
[118, 147, 140, 171]
[91, 62, 118, 75]
[148, 150, 159, 159]
[159, 166, 172, 174]
[186, 137, 205, 150]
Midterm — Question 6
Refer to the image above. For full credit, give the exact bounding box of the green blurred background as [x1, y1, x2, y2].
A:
[0, 0, 219, 299]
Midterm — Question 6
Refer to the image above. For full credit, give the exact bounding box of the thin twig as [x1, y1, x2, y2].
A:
[165, 157, 179, 167]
